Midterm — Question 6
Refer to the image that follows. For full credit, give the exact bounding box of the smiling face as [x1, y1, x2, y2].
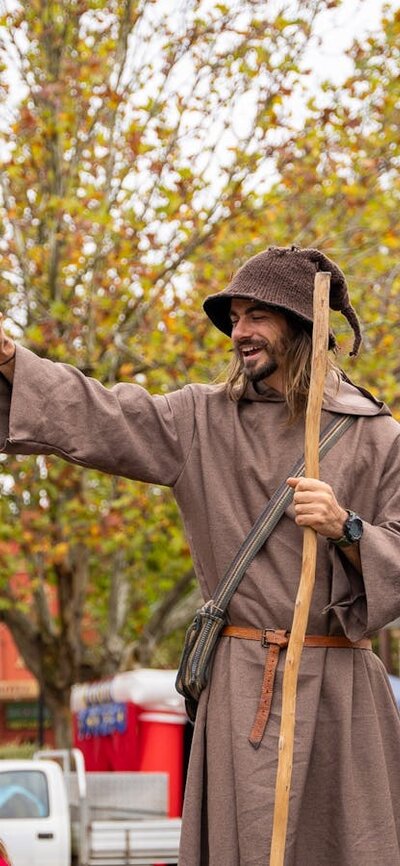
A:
[229, 298, 293, 391]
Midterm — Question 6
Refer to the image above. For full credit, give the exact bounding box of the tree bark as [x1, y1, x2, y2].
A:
[44, 689, 73, 749]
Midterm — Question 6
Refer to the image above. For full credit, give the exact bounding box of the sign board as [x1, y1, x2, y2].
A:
[0, 680, 39, 701]
[5, 700, 50, 730]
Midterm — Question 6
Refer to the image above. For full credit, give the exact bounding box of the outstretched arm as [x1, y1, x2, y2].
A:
[0, 318, 195, 486]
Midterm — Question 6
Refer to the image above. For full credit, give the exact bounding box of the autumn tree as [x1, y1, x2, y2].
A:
[246, 5, 400, 416]
[0, 0, 342, 745]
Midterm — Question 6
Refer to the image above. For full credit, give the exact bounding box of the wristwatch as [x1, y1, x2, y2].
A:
[329, 510, 363, 548]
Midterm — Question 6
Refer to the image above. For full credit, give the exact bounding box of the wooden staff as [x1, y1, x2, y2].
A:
[269, 271, 331, 866]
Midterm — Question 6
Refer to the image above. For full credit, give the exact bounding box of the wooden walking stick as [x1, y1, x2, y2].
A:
[269, 271, 331, 866]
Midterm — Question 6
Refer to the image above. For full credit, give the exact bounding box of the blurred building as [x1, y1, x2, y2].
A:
[0, 624, 51, 746]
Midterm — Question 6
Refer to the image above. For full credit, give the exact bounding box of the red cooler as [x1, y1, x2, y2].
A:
[71, 669, 187, 813]
[138, 710, 186, 817]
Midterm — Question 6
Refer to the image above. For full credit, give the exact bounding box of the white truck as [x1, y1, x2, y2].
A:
[0, 749, 181, 865]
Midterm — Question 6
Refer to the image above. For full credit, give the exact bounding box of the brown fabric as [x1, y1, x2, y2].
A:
[203, 245, 362, 355]
[1, 346, 400, 866]
[222, 627, 373, 748]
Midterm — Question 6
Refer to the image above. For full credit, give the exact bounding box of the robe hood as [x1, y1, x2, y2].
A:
[241, 370, 391, 417]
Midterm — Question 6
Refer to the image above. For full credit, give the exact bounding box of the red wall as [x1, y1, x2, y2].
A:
[0, 623, 52, 745]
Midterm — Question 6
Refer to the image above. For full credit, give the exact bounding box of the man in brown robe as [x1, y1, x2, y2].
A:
[0, 246, 400, 866]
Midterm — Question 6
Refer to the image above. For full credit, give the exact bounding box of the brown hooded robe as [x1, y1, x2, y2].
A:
[1, 346, 400, 866]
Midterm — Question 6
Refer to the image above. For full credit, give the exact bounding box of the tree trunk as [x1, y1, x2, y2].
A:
[45, 691, 73, 749]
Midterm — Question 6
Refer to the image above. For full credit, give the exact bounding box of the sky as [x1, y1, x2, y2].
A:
[308, 0, 395, 85]
[0, 0, 397, 165]
[1, 0, 396, 94]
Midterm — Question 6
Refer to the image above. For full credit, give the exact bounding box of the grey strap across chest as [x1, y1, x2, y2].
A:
[210, 413, 356, 614]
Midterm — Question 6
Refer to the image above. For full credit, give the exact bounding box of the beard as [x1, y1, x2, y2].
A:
[235, 338, 283, 384]
[245, 358, 279, 383]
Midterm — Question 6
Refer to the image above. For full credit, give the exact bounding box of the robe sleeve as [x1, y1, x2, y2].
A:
[326, 431, 400, 640]
[0, 345, 195, 486]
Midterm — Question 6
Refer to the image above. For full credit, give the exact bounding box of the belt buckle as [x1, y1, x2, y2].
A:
[261, 628, 289, 648]
[261, 629, 274, 648]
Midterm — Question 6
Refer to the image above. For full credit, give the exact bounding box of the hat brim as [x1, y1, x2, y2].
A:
[203, 292, 336, 349]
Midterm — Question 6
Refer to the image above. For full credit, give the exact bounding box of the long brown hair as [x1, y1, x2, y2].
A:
[222, 320, 339, 423]
[0, 840, 11, 865]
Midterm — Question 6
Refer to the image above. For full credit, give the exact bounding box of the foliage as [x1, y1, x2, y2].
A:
[0, 1, 399, 745]
[0, 741, 37, 760]
[249, 6, 400, 415]
[0, 0, 344, 744]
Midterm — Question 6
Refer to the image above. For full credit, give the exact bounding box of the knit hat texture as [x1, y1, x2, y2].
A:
[203, 245, 362, 356]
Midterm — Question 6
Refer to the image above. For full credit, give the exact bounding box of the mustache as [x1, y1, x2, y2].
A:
[234, 339, 272, 352]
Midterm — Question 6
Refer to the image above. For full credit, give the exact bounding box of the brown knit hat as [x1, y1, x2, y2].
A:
[203, 245, 362, 356]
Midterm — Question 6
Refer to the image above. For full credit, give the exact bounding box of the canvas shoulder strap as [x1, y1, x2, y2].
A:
[208, 413, 356, 615]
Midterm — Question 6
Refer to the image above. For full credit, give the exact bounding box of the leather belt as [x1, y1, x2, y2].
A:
[221, 625, 372, 749]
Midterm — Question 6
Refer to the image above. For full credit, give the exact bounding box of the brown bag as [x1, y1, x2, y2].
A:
[175, 601, 226, 722]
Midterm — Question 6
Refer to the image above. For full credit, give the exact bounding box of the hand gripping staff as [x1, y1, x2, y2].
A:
[269, 272, 331, 866]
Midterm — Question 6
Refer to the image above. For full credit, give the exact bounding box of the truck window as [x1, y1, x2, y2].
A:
[0, 770, 50, 819]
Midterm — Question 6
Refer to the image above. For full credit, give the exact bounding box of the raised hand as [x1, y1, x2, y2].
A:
[0, 312, 16, 373]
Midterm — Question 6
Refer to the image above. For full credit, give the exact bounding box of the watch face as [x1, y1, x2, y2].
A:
[344, 512, 363, 543]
